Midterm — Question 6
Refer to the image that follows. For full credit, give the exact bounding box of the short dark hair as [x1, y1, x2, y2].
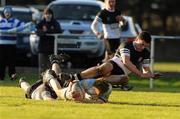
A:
[93, 80, 110, 96]
[44, 8, 54, 16]
[138, 31, 151, 43]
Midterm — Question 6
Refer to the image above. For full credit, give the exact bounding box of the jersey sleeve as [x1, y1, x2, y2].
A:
[116, 42, 131, 58]
[142, 49, 150, 67]
[15, 19, 25, 27]
[91, 10, 104, 36]
[97, 10, 105, 21]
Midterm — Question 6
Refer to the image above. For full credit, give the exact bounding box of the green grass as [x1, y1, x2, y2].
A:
[1, 72, 180, 119]
[154, 62, 180, 72]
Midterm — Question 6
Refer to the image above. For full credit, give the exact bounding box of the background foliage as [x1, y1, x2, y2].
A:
[5, 0, 180, 35]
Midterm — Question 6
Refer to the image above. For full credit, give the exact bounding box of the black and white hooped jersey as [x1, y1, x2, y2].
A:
[91, 9, 122, 39]
[115, 41, 150, 68]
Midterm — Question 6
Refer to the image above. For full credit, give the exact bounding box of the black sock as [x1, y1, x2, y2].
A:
[73, 73, 82, 81]
[77, 73, 82, 81]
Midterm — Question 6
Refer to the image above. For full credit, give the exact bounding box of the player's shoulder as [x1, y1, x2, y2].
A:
[98, 9, 109, 15]
[142, 48, 150, 54]
[82, 79, 96, 84]
[119, 41, 133, 49]
[101, 8, 108, 13]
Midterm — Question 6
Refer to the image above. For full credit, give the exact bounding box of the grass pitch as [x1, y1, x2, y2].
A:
[1, 73, 180, 119]
[154, 62, 180, 72]
[0, 62, 180, 119]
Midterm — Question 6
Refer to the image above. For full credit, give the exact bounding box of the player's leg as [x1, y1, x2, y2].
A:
[62, 61, 114, 82]
[41, 91, 55, 101]
[51, 63, 62, 75]
[30, 85, 54, 100]
[78, 61, 114, 80]
[43, 69, 63, 98]
[19, 77, 31, 92]
[102, 39, 112, 62]
[49, 54, 70, 74]
[105, 61, 133, 91]
[102, 75, 129, 85]
[103, 38, 120, 62]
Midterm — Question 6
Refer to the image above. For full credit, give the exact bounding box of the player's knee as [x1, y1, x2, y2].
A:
[96, 66, 104, 76]
[43, 69, 57, 83]
[98, 62, 113, 76]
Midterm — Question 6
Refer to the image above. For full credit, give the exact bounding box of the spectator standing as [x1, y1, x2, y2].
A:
[0, 6, 24, 81]
[91, 0, 126, 62]
[36, 8, 62, 73]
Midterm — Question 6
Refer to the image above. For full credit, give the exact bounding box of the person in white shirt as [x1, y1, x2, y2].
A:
[91, 0, 126, 62]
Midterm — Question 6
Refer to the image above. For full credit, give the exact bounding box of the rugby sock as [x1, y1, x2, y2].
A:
[73, 73, 83, 81]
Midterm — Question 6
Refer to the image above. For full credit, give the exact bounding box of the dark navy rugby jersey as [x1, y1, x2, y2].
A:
[93, 9, 122, 39]
[115, 41, 150, 67]
[97, 9, 121, 24]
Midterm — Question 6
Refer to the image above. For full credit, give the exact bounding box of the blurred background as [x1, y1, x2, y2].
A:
[3, 0, 180, 35]
[1, 0, 180, 63]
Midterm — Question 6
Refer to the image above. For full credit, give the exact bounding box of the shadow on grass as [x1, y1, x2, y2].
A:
[112, 89, 180, 94]
[123, 75, 180, 93]
[112, 77, 180, 93]
[109, 101, 180, 107]
[113, 84, 180, 93]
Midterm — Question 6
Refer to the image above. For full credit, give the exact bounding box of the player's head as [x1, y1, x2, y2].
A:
[70, 82, 85, 101]
[105, 0, 116, 10]
[3, 6, 13, 18]
[135, 31, 151, 51]
[93, 80, 111, 97]
[43, 8, 54, 21]
[138, 31, 151, 43]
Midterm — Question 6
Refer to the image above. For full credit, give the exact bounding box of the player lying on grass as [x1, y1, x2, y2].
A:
[19, 54, 112, 103]
[19, 54, 69, 101]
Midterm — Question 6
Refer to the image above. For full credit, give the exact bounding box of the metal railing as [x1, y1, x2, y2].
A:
[150, 35, 180, 89]
[46, 33, 99, 55]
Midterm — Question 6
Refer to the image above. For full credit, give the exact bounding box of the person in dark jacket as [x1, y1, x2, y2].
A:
[36, 8, 62, 73]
